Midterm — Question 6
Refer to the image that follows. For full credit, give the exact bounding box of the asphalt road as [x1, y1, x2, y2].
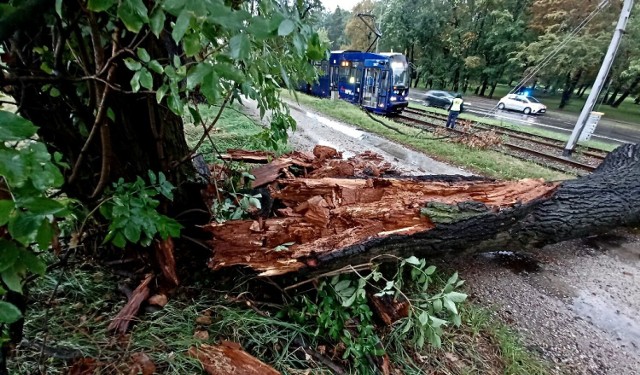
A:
[408, 88, 640, 146]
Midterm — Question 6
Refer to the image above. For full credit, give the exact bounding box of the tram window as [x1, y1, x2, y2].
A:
[321, 61, 329, 75]
[339, 66, 350, 81]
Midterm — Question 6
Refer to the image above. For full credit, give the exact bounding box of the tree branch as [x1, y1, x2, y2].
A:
[177, 90, 234, 165]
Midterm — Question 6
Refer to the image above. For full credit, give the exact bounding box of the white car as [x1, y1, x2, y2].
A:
[497, 94, 547, 115]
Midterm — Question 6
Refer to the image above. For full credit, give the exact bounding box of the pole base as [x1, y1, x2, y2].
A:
[562, 148, 573, 157]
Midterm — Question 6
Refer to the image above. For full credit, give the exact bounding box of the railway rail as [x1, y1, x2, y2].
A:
[403, 107, 609, 159]
[394, 113, 598, 175]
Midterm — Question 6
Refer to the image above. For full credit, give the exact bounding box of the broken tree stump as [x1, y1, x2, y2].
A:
[204, 144, 640, 277]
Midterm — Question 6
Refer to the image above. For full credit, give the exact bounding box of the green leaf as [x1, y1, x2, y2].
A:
[183, 33, 201, 57]
[278, 19, 295, 36]
[156, 85, 168, 103]
[430, 316, 448, 328]
[8, 211, 43, 245]
[405, 256, 421, 266]
[117, 0, 149, 33]
[172, 9, 191, 43]
[447, 272, 458, 285]
[334, 280, 351, 292]
[229, 34, 250, 60]
[443, 297, 458, 315]
[149, 8, 166, 37]
[19, 197, 66, 216]
[107, 108, 116, 122]
[139, 68, 153, 90]
[111, 231, 127, 248]
[124, 225, 141, 243]
[0, 301, 22, 324]
[130, 70, 141, 92]
[0, 240, 20, 272]
[19, 249, 46, 275]
[425, 265, 436, 275]
[1, 269, 22, 293]
[342, 291, 357, 308]
[0, 111, 38, 141]
[186, 64, 212, 90]
[147, 60, 164, 74]
[55, 0, 63, 16]
[88, 0, 116, 12]
[433, 299, 443, 313]
[137, 48, 151, 63]
[35, 221, 55, 250]
[200, 72, 220, 103]
[447, 291, 467, 303]
[418, 311, 429, 326]
[123, 58, 142, 71]
[0, 200, 14, 226]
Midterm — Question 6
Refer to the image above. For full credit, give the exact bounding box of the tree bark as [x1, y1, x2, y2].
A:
[606, 85, 621, 105]
[612, 75, 640, 108]
[488, 81, 499, 99]
[479, 77, 489, 97]
[559, 69, 582, 109]
[204, 144, 640, 277]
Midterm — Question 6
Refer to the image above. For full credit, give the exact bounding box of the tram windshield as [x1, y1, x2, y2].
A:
[391, 62, 409, 87]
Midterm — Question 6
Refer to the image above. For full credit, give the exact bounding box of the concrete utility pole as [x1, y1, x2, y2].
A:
[563, 0, 634, 156]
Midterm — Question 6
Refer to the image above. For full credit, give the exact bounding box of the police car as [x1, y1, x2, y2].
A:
[497, 94, 547, 115]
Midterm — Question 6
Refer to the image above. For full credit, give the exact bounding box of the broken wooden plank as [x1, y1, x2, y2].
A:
[154, 237, 179, 286]
[188, 342, 280, 375]
[108, 274, 153, 333]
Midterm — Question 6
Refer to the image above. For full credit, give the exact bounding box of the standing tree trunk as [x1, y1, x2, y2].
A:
[479, 77, 489, 97]
[606, 85, 622, 105]
[488, 81, 499, 99]
[612, 75, 640, 108]
[1, 10, 198, 206]
[559, 69, 582, 109]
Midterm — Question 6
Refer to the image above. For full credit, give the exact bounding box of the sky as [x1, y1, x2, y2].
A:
[321, 0, 359, 12]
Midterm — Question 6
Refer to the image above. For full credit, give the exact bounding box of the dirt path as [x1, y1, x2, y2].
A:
[239, 99, 640, 375]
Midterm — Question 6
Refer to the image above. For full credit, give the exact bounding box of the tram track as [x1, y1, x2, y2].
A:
[394, 113, 598, 175]
[404, 107, 609, 159]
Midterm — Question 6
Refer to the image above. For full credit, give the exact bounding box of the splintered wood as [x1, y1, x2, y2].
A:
[188, 342, 280, 375]
[204, 146, 559, 276]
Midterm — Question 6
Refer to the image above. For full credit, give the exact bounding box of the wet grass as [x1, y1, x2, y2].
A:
[281, 91, 571, 181]
[183, 103, 289, 163]
[12, 263, 552, 375]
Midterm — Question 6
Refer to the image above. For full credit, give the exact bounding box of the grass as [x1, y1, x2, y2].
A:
[12, 261, 552, 375]
[183, 103, 289, 163]
[281, 91, 571, 181]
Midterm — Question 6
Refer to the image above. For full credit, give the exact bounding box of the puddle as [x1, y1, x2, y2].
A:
[571, 291, 640, 349]
[305, 112, 364, 139]
[479, 251, 542, 274]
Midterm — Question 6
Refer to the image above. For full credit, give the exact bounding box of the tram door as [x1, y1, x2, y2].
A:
[362, 68, 380, 107]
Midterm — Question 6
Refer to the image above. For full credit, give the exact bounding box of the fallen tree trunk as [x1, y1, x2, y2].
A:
[204, 144, 640, 276]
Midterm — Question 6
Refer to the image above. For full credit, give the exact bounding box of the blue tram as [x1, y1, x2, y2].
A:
[299, 50, 410, 115]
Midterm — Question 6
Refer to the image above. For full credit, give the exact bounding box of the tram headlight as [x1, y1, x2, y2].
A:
[390, 96, 397, 102]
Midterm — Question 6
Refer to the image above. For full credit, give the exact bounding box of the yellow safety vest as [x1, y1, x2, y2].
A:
[451, 98, 463, 112]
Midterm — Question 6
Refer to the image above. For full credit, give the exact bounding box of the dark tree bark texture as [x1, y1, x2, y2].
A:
[205, 144, 640, 277]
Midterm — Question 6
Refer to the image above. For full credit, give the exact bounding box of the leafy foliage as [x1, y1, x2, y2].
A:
[0, 111, 69, 328]
[99, 172, 181, 248]
[281, 256, 467, 373]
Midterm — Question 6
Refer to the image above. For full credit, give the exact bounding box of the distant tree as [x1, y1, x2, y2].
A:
[343, 0, 378, 51]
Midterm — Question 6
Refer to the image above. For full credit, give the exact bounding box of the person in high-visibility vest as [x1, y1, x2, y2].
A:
[446, 94, 464, 129]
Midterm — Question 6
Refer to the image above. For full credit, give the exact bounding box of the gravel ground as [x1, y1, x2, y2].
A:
[443, 231, 640, 375]
[239, 99, 640, 375]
